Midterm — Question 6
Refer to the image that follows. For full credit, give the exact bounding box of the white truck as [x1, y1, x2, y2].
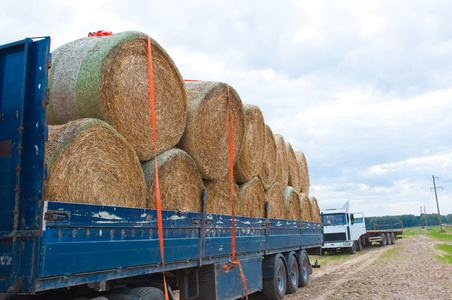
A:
[321, 206, 403, 254]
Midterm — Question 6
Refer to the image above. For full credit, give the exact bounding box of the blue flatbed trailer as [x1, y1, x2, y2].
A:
[0, 37, 323, 300]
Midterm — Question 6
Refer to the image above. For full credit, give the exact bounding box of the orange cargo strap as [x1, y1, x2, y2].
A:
[222, 84, 248, 299]
[88, 30, 113, 37]
[147, 36, 169, 300]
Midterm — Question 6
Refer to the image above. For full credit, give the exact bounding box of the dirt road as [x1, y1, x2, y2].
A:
[286, 234, 452, 300]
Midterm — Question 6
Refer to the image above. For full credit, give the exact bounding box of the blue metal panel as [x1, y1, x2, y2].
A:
[215, 256, 262, 300]
[301, 221, 324, 248]
[203, 214, 266, 258]
[41, 202, 202, 277]
[267, 219, 303, 251]
[0, 37, 50, 293]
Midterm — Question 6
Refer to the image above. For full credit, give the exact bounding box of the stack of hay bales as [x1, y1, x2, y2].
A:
[45, 30, 322, 222]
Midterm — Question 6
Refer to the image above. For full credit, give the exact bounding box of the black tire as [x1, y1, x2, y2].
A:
[391, 232, 396, 244]
[298, 252, 309, 287]
[286, 253, 299, 294]
[386, 233, 392, 245]
[107, 287, 165, 300]
[357, 238, 363, 251]
[349, 241, 357, 254]
[379, 233, 387, 246]
[263, 257, 287, 300]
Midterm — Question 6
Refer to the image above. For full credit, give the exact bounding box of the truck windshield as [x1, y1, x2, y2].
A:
[322, 213, 346, 226]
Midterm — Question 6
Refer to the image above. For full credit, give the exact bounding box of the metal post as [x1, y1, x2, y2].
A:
[431, 175, 445, 232]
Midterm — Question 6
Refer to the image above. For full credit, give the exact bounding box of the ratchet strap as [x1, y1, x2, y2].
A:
[221, 84, 248, 299]
[147, 36, 169, 300]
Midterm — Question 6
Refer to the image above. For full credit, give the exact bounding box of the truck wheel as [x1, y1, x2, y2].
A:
[379, 233, 387, 246]
[263, 257, 287, 300]
[391, 232, 396, 244]
[107, 287, 165, 300]
[357, 238, 363, 251]
[349, 242, 357, 254]
[298, 252, 309, 287]
[286, 253, 299, 294]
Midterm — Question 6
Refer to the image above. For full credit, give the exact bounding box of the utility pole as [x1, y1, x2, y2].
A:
[424, 206, 429, 230]
[431, 175, 445, 232]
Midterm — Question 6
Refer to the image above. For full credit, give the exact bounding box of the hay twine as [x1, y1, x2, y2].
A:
[204, 176, 240, 215]
[300, 193, 314, 221]
[44, 118, 147, 208]
[238, 177, 265, 218]
[48, 31, 187, 161]
[283, 186, 301, 220]
[142, 148, 204, 213]
[234, 104, 266, 183]
[265, 181, 285, 219]
[286, 142, 302, 192]
[295, 151, 310, 195]
[309, 196, 321, 222]
[179, 81, 245, 180]
[274, 134, 289, 188]
[258, 125, 277, 190]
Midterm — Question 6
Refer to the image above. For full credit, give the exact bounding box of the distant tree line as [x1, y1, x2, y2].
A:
[364, 213, 452, 230]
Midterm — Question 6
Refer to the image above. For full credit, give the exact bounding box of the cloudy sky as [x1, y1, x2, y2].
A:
[2, 0, 451, 217]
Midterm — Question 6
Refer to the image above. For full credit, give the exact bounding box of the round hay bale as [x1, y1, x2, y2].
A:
[238, 177, 265, 218]
[204, 176, 240, 215]
[142, 148, 204, 213]
[179, 81, 245, 180]
[300, 193, 314, 221]
[309, 196, 321, 222]
[286, 142, 302, 192]
[44, 118, 147, 208]
[48, 31, 187, 161]
[265, 181, 285, 219]
[258, 125, 277, 190]
[283, 186, 301, 220]
[274, 134, 289, 188]
[234, 104, 265, 183]
[295, 151, 310, 195]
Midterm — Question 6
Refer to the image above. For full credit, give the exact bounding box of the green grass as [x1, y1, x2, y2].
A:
[428, 227, 452, 242]
[435, 244, 452, 264]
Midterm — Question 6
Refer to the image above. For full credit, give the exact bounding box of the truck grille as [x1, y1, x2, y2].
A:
[324, 232, 346, 242]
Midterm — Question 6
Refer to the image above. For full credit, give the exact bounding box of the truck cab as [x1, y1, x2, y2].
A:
[321, 209, 366, 254]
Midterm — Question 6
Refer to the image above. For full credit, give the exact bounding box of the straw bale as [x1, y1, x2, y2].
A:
[274, 134, 289, 187]
[204, 176, 240, 215]
[286, 142, 301, 192]
[300, 193, 314, 221]
[48, 31, 187, 161]
[179, 81, 245, 180]
[238, 177, 265, 218]
[309, 196, 321, 222]
[44, 118, 147, 208]
[265, 181, 285, 219]
[283, 186, 301, 220]
[234, 104, 265, 183]
[142, 148, 203, 213]
[258, 125, 277, 190]
[295, 151, 310, 195]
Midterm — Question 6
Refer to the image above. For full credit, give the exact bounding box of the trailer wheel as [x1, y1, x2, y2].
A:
[263, 257, 287, 300]
[107, 287, 165, 300]
[379, 233, 387, 246]
[298, 252, 309, 287]
[386, 233, 393, 245]
[391, 232, 396, 244]
[285, 253, 299, 294]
